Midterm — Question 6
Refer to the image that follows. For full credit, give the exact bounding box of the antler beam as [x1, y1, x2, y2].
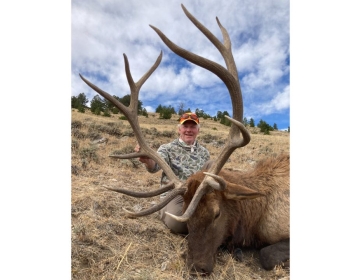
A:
[80, 4, 251, 221]
[80, 52, 187, 216]
[150, 4, 251, 221]
[79, 52, 181, 184]
[150, 4, 250, 176]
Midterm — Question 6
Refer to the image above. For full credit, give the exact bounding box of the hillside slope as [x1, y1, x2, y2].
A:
[71, 109, 290, 280]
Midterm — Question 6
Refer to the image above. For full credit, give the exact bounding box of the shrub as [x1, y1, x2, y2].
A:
[79, 146, 99, 163]
[111, 146, 140, 168]
[122, 129, 134, 137]
[71, 120, 82, 130]
[200, 133, 219, 143]
[90, 124, 122, 138]
[71, 165, 80, 175]
[72, 129, 86, 140]
[106, 127, 122, 137]
[103, 109, 111, 117]
[257, 119, 274, 135]
[87, 131, 102, 141]
[71, 140, 79, 151]
[77, 106, 85, 113]
[94, 107, 101, 115]
[161, 130, 175, 138]
[111, 145, 134, 155]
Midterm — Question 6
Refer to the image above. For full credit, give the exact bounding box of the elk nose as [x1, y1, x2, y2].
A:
[190, 263, 213, 276]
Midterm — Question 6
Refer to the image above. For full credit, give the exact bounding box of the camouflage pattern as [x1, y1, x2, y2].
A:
[147, 138, 210, 198]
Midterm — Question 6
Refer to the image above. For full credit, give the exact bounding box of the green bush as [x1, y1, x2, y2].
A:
[71, 120, 82, 130]
[88, 124, 122, 138]
[71, 140, 79, 151]
[79, 146, 99, 163]
[257, 119, 274, 135]
[77, 106, 85, 113]
[200, 133, 219, 143]
[72, 129, 86, 139]
[103, 109, 111, 117]
[161, 130, 176, 138]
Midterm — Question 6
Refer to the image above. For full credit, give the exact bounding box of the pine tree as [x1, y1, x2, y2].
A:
[249, 118, 255, 127]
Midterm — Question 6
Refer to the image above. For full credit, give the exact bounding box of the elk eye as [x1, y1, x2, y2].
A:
[214, 210, 220, 220]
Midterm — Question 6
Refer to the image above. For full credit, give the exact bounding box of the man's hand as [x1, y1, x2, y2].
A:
[134, 144, 153, 166]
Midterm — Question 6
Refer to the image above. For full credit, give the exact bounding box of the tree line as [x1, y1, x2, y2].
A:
[71, 93, 289, 133]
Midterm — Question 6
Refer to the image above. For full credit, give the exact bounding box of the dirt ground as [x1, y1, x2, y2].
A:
[71, 109, 290, 280]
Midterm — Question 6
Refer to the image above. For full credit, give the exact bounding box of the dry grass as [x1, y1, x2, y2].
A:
[71, 109, 290, 280]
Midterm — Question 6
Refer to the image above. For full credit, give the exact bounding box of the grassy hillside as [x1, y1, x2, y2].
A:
[71, 109, 290, 280]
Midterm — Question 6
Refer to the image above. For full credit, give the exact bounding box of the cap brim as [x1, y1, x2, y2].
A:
[179, 119, 199, 125]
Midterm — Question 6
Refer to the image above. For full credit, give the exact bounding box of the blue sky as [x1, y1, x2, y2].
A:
[72, 0, 290, 130]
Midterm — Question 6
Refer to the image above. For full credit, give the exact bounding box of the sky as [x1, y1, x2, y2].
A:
[71, 0, 290, 130]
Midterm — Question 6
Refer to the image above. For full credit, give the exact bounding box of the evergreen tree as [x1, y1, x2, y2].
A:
[119, 94, 131, 107]
[94, 107, 101, 115]
[71, 96, 80, 109]
[71, 93, 88, 109]
[195, 108, 204, 118]
[102, 94, 144, 114]
[77, 93, 88, 107]
[77, 105, 85, 113]
[257, 119, 274, 134]
[90, 95, 105, 114]
[141, 108, 148, 117]
[219, 111, 231, 126]
[103, 108, 111, 117]
[159, 105, 174, 119]
[178, 102, 185, 115]
[202, 113, 211, 119]
[156, 104, 163, 113]
[249, 118, 255, 127]
[243, 117, 249, 126]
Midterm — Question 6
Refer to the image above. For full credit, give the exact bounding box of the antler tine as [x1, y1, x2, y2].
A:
[101, 180, 176, 198]
[122, 187, 187, 217]
[79, 52, 180, 184]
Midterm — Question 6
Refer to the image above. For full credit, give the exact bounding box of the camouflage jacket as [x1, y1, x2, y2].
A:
[147, 138, 210, 193]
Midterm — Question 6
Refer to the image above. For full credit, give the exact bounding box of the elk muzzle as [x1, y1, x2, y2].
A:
[187, 253, 216, 276]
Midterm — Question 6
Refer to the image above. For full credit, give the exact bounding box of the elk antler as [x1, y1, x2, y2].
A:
[79, 52, 186, 216]
[150, 4, 251, 221]
[79, 4, 251, 220]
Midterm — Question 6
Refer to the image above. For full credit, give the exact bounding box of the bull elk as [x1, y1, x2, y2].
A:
[79, 4, 289, 276]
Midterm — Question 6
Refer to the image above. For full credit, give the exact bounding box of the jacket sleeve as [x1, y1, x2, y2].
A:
[146, 144, 170, 173]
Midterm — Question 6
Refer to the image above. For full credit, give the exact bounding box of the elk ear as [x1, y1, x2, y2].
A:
[223, 182, 264, 200]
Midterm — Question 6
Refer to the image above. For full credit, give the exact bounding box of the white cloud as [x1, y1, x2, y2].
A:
[247, 85, 290, 118]
[72, 0, 289, 126]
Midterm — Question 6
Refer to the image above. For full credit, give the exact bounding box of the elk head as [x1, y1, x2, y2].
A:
[79, 4, 254, 276]
[181, 169, 264, 275]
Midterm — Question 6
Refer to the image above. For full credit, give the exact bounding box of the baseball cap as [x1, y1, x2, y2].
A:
[179, 112, 199, 124]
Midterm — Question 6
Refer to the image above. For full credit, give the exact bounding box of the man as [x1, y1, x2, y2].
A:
[134, 112, 210, 234]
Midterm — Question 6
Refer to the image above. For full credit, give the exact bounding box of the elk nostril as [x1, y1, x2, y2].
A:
[200, 269, 210, 276]
[233, 247, 243, 262]
[190, 269, 209, 277]
[190, 266, 211, 276]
